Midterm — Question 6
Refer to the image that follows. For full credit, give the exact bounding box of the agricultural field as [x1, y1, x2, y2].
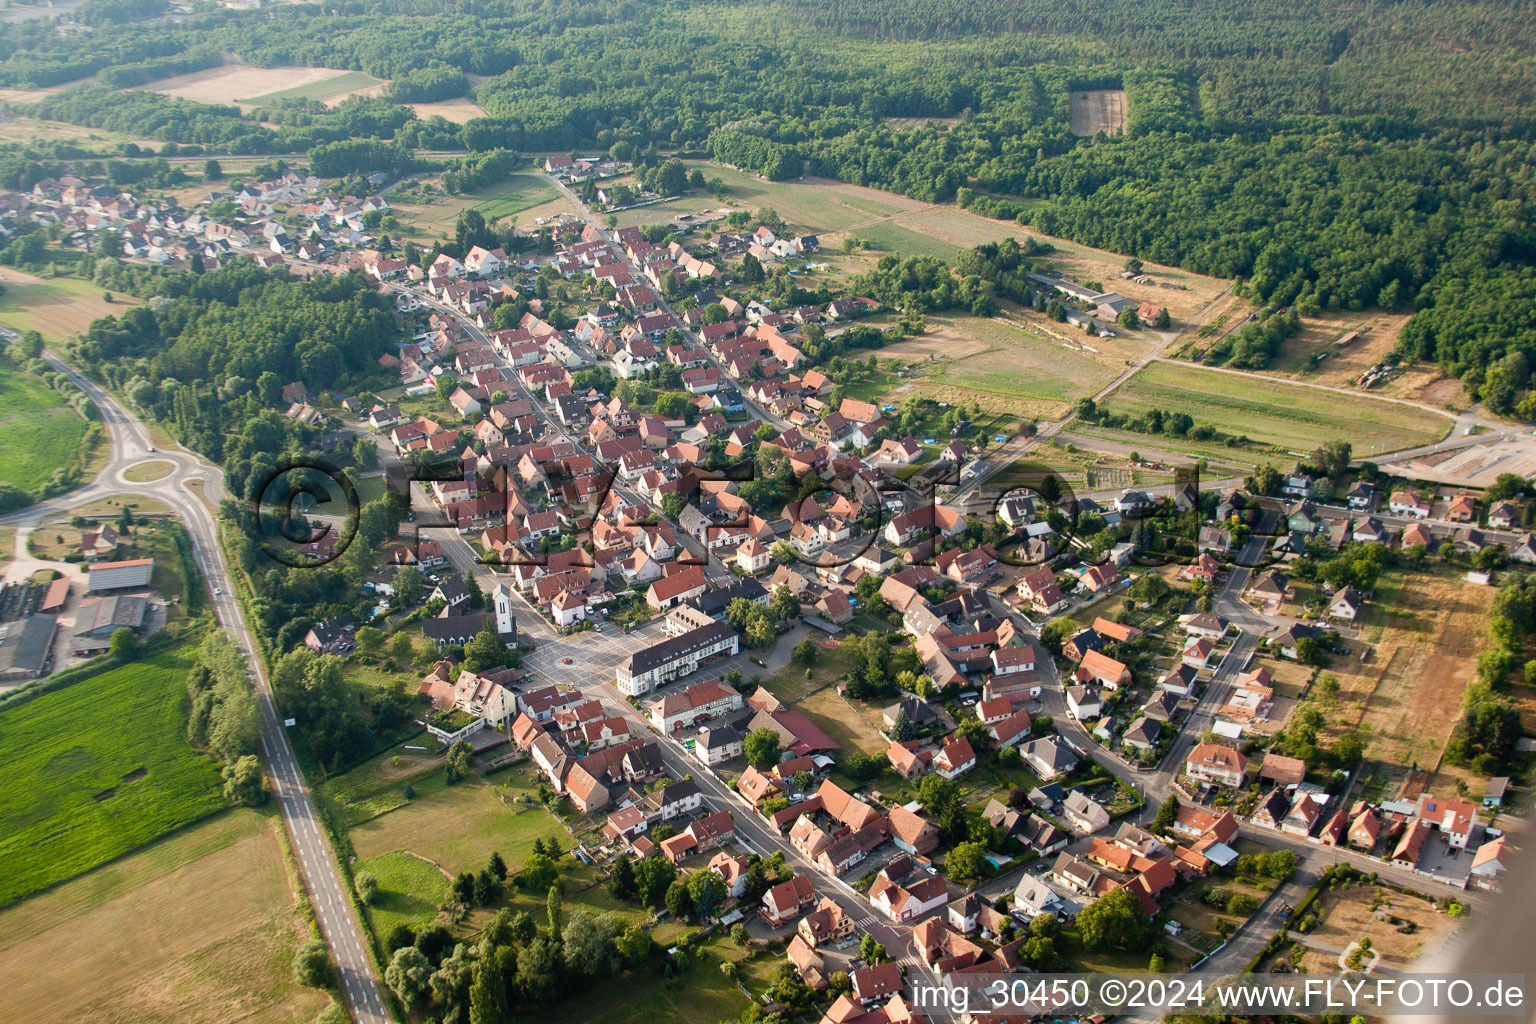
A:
[0, 645, 225, 906]
[1066, 421, 1297, 476]
[0, 370, 92, 494]
[0, 809, 328, 1024]
[671, 162, 923, 235]
[408, 97, 488, 123]
[472, 174, 562, 223]
[244, 69, 383, 106]
[388, 173, 562, 239]
[0, 115, 154, 150]
[1306, 568, 1492, 794]
[897, 313, 1125, 421]
[1070, 89, 1129, 136]
[851, 220, 965, 261]
[1103, 360, 1452, 457]
[0, 267, 137, 339]
[141, 63, 380, 109]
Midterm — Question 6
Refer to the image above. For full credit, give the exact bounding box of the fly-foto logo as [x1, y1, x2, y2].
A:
[247, 447, 1206, 578]
[247, 457, 361, 568]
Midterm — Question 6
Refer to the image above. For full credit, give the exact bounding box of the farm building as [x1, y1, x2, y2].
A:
[0, 613, 57, 681]
[86, 557, 154, 592]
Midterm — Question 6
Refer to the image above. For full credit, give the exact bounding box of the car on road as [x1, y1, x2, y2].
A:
[214, 587, 222, 595]
[147, 446, 156, 452]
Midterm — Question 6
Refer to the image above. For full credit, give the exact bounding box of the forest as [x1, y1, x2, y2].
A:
[2, 0, 1534, 394]
[74, 260, 398, 463]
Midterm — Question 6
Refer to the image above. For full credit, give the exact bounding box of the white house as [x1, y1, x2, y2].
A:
[551, 590, 587, 627]
[1062, 791, 1110, 834]
[869, 872, 949, 923]
[1389, 491, 1431, 518]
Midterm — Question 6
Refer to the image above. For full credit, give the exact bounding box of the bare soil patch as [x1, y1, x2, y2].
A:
[1309, 884, 1456, 970]
[409, 98, 490, 123]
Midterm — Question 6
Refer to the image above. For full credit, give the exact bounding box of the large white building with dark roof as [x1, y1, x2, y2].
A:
[616, 621, 739, 695]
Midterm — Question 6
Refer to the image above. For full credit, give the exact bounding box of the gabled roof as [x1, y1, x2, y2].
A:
[1259, 753, 1306, 786]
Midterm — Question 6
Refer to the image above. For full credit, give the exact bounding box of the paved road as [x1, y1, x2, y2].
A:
[16, 355, 392, 1024]
[581, 674, 941, 989]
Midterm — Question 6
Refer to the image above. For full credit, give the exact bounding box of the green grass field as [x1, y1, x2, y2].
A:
[473, 173, 561, 222]
[1069, 422, 1297, 474]
[390, 175, 562, 238]
[345, 762, 638, 940]
[359, 849, 452, 938]
[1106, 361, 1451, 455]
[0, 371, 91, 493]
[676, 161, 920, 234]
[0, 646, 225, 906]
[854, 220, 964, 261]
[349, 766, 574, 873]
[241, 70, 381, 104]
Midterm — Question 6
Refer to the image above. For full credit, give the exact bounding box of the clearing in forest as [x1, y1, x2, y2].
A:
[1069, 89, 1128, 135]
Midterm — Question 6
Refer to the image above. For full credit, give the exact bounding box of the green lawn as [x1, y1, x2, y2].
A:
[1105, 361, 1451, 456]
[320, 742, 448, 828]
[894, 313, 1120, 419]
[357, 849, 452, 938]
[755, 640, 854, 701]
[0, 371, 92, 493]
[0, 645, 225, 906]
[349, 766, 575, 869]
[345, 762, 649, 944]
[676, 161, 907, 234]
[354, 474, 389, 506]
[1068, 422, 1296, 474]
